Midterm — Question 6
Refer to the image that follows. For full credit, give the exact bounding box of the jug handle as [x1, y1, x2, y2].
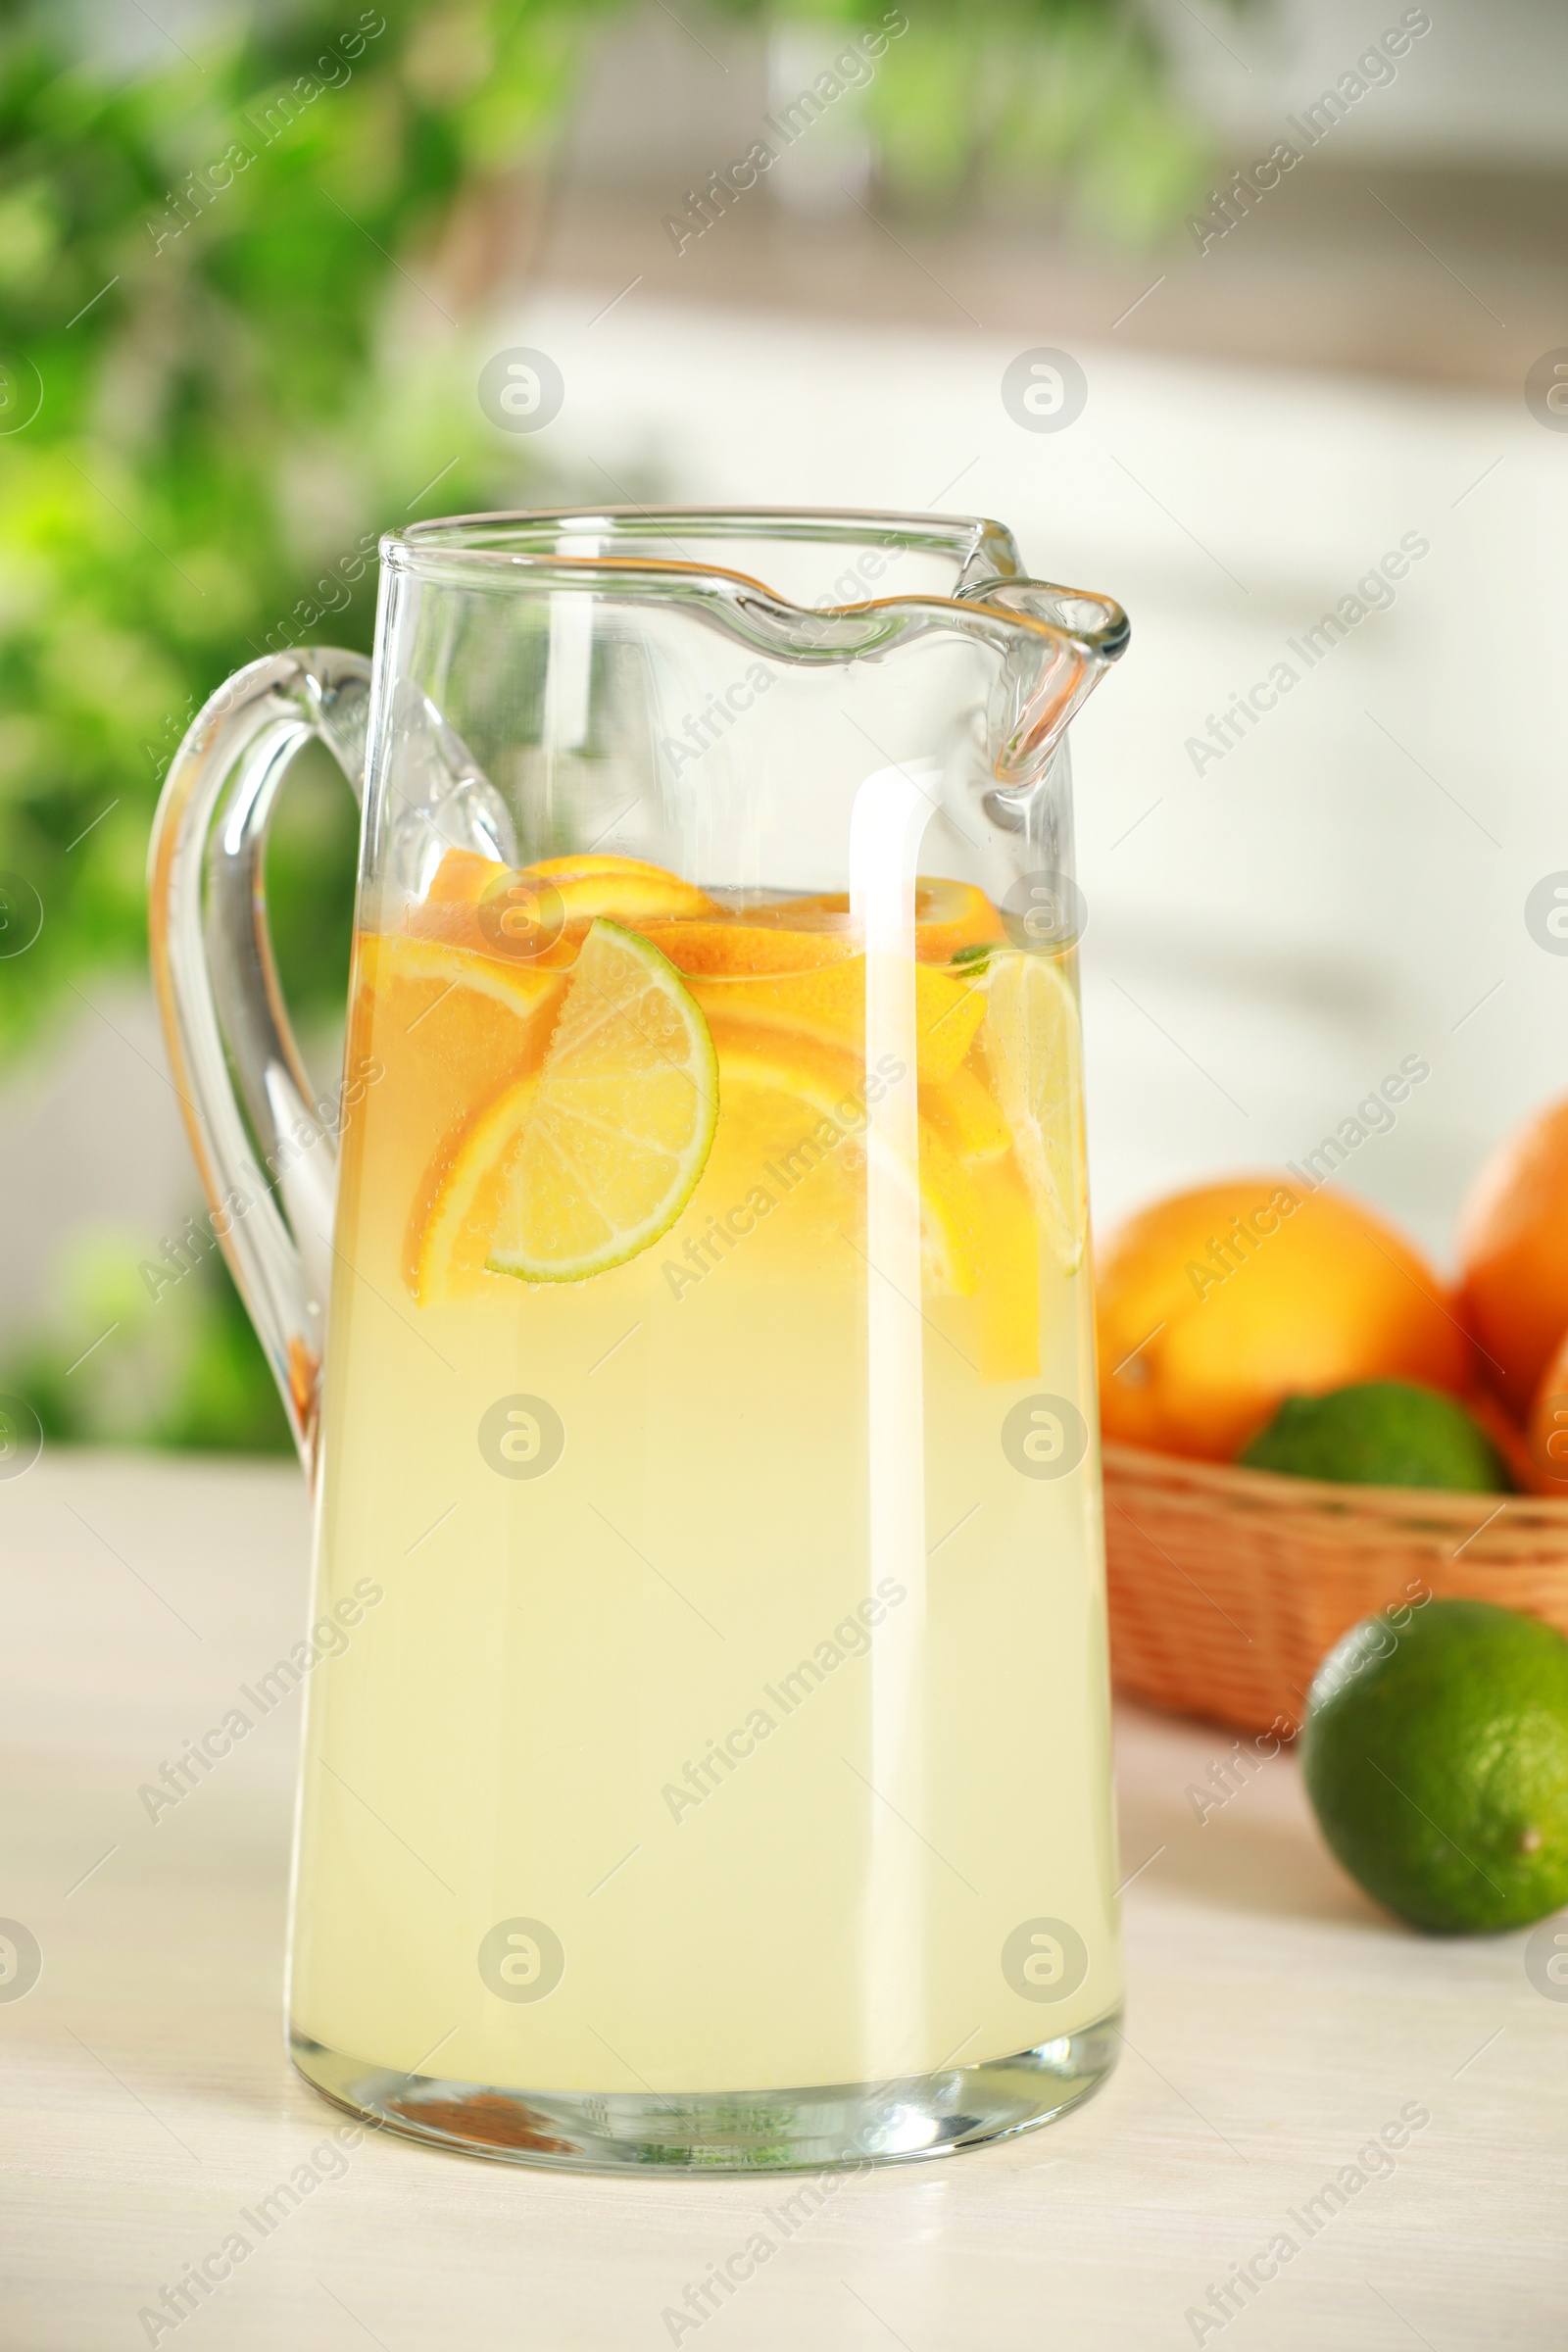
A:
[148, 649, 373, 1484]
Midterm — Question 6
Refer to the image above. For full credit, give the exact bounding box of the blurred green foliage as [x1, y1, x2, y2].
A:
[0, 0, 607, 1062]
[0, 0, 1217, 1449]
[0, 0, 608, 1447]
[852, 1, 1217, 238]
[13, 1223, 295, 1451]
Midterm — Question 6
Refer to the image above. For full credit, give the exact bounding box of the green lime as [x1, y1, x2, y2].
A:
[1301, 1597, 1568, 1933]
[1239, 1380, 1509, 1493]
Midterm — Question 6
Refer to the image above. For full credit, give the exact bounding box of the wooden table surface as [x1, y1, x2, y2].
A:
[3, 1452, 1563, 2350]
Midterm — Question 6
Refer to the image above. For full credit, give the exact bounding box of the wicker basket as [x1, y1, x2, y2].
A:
[1102, 1442, 1568, 1736]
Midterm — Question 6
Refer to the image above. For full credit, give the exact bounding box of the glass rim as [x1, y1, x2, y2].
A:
[381, 506, 1129, 661]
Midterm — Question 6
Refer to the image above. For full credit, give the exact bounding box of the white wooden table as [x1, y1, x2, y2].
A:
[3, 1454, 1562, 2349]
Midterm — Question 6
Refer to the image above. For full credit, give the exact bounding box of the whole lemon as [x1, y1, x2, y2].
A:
[1097, 1178, 1470, 1461]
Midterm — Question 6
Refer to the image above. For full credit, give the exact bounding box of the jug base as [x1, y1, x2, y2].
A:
[288, 2009, 1121, 2174]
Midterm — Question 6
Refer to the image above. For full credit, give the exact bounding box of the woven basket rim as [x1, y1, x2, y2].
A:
[1102, 1439, 1568, 1544]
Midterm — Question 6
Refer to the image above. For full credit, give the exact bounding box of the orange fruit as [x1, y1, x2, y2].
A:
[1468, 1383, 1541, 1494]
[1097, 1177, 1471, 1462]
[639, 880, 1001, 969]
[970, 1158, 1042, 1384]
[1525, 1326, 1568, 1492]
[920, 1062, 1011, 1164]
[1456, 1095, 1568, 1416]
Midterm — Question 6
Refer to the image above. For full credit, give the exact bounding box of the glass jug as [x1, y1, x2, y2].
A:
[149, 507, 1130, 2173]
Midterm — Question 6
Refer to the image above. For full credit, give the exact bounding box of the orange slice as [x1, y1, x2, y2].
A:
[752, 880, 1003, 963]
[636, 918, 858, 977]
[514, 856, 716, 924]
[694, 962, 986, 1087]
[972, 1159, 1042, 1381]
[360, 930, 565, 1025]
[347, 934, 566, 1297]
[414, 921, 718, 1293]
[640, 902, 990, 1083]
[705, 1016, 984, 1298]
[407, 849, 718, 969]
[921, 1061, 1011, 1163]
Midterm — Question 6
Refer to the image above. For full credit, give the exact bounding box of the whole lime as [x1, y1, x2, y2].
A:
[1240, 1380, 1509, 1492]
[1301, 1597, 1568, 1933]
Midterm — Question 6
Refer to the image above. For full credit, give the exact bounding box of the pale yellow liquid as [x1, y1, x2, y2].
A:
[289, 923, 1121, 2096]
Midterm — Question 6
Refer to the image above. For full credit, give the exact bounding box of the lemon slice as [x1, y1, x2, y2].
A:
[981, 951, 1088, 1274]
[481, 919, 718, 1283]
[705, 1015, 984, 1297]
[920, 1063, 1011, 1164]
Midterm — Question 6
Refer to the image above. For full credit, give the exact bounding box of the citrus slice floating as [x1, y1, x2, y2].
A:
[636, 916, 858, 977]
[742, 880, 1003, 963]
[648, 952, 984, 1086]
[470, 919, 719, 1285]
[408, 849, 718, 968]
[524, 852, 717, 916]
[920, 1062, 1011, 1164]
[704, 1015, 984, 1297]
[348, 935, 566, 1304]
[408, 1069, 537, 1303]
[971, 1158, 1042, 1383]
[981, 951, 1088, 1274]
[361, 930, 565, 1027]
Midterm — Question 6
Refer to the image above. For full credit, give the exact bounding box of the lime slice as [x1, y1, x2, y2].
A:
[481, 918, 718, 1283]
[981, 950, 1088, 1273]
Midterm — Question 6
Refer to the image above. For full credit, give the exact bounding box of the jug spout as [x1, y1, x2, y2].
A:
[958, 575, 1130, 791]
